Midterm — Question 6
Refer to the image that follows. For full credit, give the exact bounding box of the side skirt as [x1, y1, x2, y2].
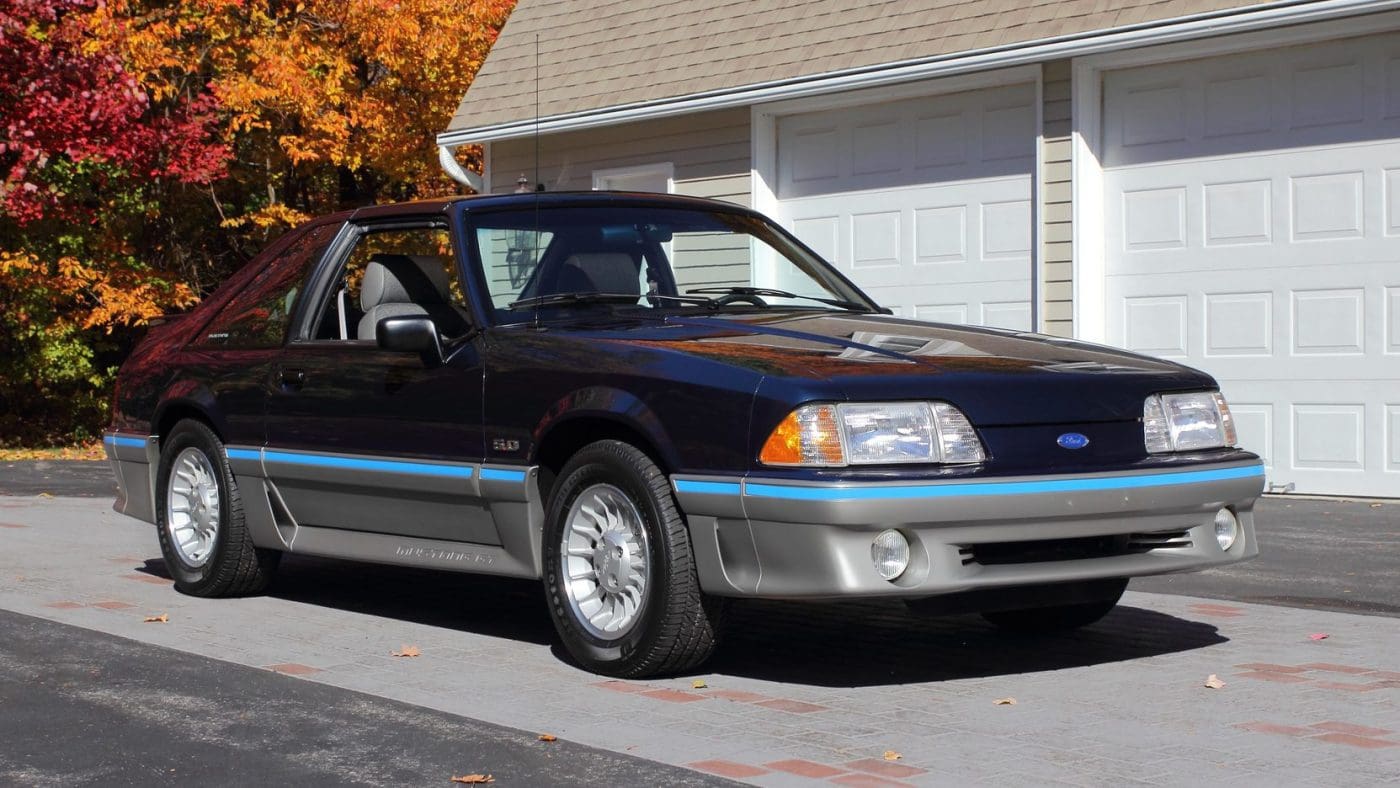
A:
[225, 445, 544, 580]
[289, 525, 536, 579]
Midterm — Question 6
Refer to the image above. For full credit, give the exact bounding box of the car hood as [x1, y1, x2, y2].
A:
[567, 310, 1215, 425]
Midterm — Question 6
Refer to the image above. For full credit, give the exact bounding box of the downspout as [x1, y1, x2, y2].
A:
[438, 144, 483, 192]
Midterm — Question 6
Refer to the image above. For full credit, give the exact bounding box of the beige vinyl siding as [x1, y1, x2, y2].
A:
[670, 233, 751, 291]
[489, 108, 750, 200]
[486, 108, 754, 294]
[1040, 59, 1073, 338]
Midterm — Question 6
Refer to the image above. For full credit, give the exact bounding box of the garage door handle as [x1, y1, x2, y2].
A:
[280, 369, 306, 388]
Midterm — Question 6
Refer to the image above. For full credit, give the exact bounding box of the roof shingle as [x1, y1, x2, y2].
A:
[449, 0, 1263, 134]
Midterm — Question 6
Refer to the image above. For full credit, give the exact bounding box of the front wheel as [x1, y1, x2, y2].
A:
[155, 419, 279, 597]
[542, 440, 722, 677]
[979, 578, 1127, 633]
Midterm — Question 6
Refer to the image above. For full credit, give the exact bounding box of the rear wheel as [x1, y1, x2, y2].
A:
[979, 578, 1127, 633]
[155, 419, 279, 597]
[542, 440, 722, 677]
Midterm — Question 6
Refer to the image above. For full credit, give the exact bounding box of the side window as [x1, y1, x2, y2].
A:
[313, 225, 472, 342]
[198, 223, 336, 347]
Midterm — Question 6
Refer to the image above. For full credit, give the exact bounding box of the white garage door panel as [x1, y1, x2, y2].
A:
[774, 83, 1034, 329]
[1104, 34, 1400, 498]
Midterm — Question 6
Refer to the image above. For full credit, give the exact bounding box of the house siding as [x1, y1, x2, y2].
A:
[1040, 59, 1073, 338]
[488, 108, 751, 207]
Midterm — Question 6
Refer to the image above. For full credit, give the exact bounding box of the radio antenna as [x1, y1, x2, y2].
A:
[532, 31, 542, 329]
[534, 32, 541, 193]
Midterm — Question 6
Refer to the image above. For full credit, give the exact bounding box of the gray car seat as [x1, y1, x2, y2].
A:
[553, 252, 642, 296]
[357, 254, 472, 341]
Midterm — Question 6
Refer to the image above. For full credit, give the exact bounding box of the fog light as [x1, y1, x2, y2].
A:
[872, 529, 910, 581]
[1214, 508, 1239, 551]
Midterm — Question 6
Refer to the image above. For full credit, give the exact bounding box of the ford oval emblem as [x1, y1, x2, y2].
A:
[1057, 432, 1090, 450]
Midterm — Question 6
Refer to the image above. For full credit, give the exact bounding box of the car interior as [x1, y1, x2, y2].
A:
[313, 227, 474, 343]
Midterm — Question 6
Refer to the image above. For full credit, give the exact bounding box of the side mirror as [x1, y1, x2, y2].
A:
[376, 316, 443, 367]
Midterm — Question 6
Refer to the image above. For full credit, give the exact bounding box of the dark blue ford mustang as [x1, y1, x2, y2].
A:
[106, 192, 1263, 677]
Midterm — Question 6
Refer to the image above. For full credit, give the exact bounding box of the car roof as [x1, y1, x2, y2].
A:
[334, 191, 761, 223]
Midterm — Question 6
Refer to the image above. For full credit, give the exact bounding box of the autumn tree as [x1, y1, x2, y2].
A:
[98, 0, 513, 232]
[1, 0, 514, 444]
[0, 0, 227, 443]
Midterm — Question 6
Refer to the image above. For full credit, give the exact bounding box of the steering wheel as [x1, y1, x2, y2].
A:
[713, 293, 768, 307]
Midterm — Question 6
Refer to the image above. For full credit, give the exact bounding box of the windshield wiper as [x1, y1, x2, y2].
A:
[685, 286, 875, 312]
[507, 292, 714, 310]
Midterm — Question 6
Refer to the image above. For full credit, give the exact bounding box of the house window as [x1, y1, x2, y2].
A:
[592, 162, 674, 194]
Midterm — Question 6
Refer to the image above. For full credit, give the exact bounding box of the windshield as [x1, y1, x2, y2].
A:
[467, 204, 878, 325]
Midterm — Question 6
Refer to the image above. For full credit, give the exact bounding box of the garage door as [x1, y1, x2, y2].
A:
[1103, 34, 1400, 497]
[773, 83, 1035, 329]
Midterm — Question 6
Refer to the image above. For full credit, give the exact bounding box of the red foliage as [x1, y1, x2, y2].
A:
[0, 0, 227, 224]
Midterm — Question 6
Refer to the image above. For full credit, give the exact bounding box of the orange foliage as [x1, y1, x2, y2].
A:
[96, 0, 514, 207]
[1, 250, 196, 333]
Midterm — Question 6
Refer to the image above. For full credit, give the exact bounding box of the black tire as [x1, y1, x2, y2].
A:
[155, 419, 279, 597]
[980, 578, 1127, 633]
[542, 440, 722, 677]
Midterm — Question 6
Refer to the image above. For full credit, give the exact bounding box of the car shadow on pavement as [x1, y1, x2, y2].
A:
[136, 558, 1225, 685]
[138, 555, 558, 647]
[708, 598, 1227, 687]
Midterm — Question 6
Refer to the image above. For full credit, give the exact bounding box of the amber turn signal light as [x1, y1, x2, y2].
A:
[759, 405, 845, 466]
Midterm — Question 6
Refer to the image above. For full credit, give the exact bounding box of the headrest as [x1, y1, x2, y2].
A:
[561, 252, 640, 295]
[360, 254, 451, 311]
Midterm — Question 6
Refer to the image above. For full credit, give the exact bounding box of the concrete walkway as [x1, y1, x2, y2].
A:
[1, 495, 1396, 787]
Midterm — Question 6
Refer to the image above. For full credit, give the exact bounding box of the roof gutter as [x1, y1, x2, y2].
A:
[438, 0, 1398, 166]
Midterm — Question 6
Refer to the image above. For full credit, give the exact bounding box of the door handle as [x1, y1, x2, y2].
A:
[279, 368, 306, 388]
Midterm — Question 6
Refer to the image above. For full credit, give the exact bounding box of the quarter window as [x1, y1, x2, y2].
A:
[198, 223, 337, 347]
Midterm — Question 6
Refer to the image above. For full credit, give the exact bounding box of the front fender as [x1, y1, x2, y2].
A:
[532, 385, 680, 471]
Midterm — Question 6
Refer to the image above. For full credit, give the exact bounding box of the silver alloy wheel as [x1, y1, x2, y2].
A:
[165, 447, 221, 568]
[561, 483, 651, 640]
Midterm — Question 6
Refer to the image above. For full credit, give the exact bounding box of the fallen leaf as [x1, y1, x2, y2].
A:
[882, 750, 902, 761]
[392, 645, 422, 657]
[1308, 633, 1329, 641]
[1204, 674, 1226, 689]
[1369, 503, 1382, 508]
[993, 697, 1017, 706]
[691, 679, 707, 689]
[450, 775, 493, 784]
[143, 613, 169, 623]
[537, 733, 557, 742]
[37, 492, 53, 498]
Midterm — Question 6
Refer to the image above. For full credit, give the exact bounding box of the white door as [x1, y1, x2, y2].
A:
[773, 83, 1036, 329]
[1102, 34, 1400, 497]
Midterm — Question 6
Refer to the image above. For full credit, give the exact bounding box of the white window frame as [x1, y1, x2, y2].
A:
[592, 162, 675, 193]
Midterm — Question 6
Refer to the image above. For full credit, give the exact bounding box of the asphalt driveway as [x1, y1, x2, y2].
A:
[1, 494, 1396, 786]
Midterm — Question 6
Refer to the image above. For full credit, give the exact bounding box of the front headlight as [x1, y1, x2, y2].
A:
[759, 401, 985, 466]
[1143, 391, 1237, 453]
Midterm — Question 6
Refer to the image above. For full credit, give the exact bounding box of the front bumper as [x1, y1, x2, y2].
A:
[673, 460, 1264, 599]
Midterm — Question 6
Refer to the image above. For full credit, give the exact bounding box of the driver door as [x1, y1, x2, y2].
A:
[262, 219, 495, 544]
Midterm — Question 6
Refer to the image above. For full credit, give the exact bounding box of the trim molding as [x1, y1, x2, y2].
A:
[742, 465, 1265, 501]
[675, 463, 1265, 503]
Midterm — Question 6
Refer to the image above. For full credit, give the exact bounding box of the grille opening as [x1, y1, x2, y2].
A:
[959, 529, 1193, 566]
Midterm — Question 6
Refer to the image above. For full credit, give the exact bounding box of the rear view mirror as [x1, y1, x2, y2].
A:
[376, 316, 443, 367]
